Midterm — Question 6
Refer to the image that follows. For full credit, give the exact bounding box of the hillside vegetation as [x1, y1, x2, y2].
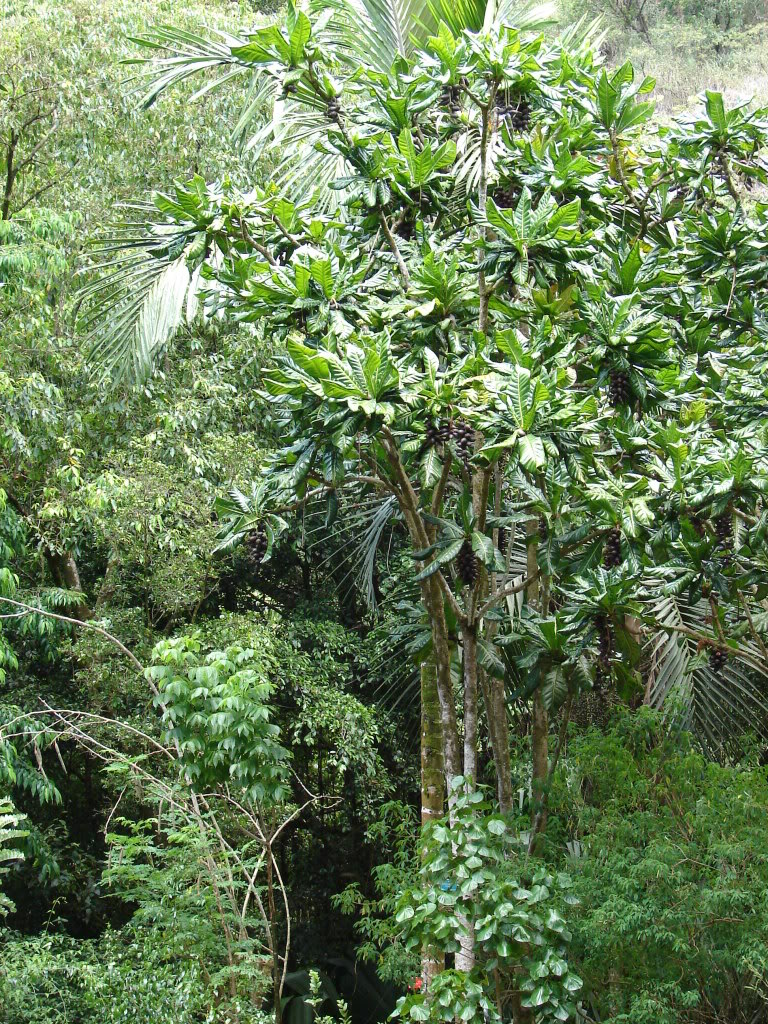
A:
[2, 0, 768, 1023]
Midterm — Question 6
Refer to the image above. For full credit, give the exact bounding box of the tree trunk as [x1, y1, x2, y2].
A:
[266, 842, 283, 1024]
[507, 523, 542, 1024]
[530, 689, 549, 848]
[422, 574, 462, 786]
[481, 672, 514, 814]
[461, 626, 478, 783]
[45, 549, 91, 621]
[420, 657, 445, 992]
[526, 519, 548, 854]
[480, 465, 514, 815]
[455, 627, 478, 975]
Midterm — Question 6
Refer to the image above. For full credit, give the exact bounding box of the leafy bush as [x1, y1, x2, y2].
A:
[392, 784, 581, 1022]
[0, 926, 268, 1024]
[553, 712, 768, 1022]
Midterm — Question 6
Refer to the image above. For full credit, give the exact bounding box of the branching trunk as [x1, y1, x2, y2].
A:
[379, 429, 462, 784]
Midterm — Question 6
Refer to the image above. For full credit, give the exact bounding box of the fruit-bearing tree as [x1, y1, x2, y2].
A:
[83, 3, 768, 1018]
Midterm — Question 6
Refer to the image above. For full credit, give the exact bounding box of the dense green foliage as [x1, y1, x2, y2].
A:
[2, 0, 768, 1022]
[562, 714, 768, 1022]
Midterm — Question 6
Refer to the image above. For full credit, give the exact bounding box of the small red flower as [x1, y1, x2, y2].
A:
[411, 977, 423, 992]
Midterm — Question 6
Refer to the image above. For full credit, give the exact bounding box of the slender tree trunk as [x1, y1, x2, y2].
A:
[379, 429, 462, 786]
[526, 519, 548, 854]
[421, 574, 462, 786]
[266, 842, 283, 1024]
[461, 626, 478, 783]
[421, 657, 445, 827]
[481, 672, 514, 813]
[420, 657, 445, 992]
[478, 466, 515, 814]
[455, 626, 478, 975]
[530, 690, 549, 845]
[507, 523, 544, 1024]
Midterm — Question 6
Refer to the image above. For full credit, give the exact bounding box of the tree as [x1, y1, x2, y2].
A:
[84, 3, 768, 1016]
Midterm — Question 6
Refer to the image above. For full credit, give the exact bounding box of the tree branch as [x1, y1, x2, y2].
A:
[378, 208, 410, 289]
[0, 597, 143, 674]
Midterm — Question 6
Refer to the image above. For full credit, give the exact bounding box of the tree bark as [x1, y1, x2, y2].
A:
[420, 657, 445, 992]
[456, 628, 478, 974]
[422, 575, 462, 786]
[379, 429, 462, 786]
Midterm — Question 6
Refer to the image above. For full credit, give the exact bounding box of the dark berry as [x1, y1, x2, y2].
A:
[538, 517, 548, 541]
[326, 98, 341, 123]
[438, 420, 454, 446]
[425, 419, 440, 448]
[441, 84, 462, 116]
[496, 94, 531, 131]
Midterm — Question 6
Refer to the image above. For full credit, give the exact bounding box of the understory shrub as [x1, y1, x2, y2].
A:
[553, 712, 768, 1023]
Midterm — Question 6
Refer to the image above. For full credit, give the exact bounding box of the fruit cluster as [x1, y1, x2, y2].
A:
[496, 94, 531, 131]
[457, 539, 478, 587]
[246, 526, 268, 565]
[603, 527, 622, 568]
[326, 97, 341, 122]
[452, 419, 474, 465]
[441, 83, 462, 116]
[715, 512, 733, 549]
[608, 369, 631, 407]
[709, 646, 728, 676]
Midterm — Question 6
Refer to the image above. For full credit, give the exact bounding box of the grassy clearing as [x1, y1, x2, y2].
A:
[618, 25, 768, 111]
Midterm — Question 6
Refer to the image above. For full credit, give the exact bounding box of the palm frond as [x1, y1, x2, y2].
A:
[125, 26, 254, 109]
[302, 491, 400, 610]
[79, 232, 201, 385]
[646, 591, 768, 758]
[556, 13, 606, 55]
[494, 0, 558, 31]
[0, 799, 26, 918]
[429, 0, 557, 35]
